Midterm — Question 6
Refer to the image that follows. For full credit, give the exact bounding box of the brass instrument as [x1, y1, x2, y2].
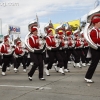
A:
[84, 23, 98, 49]
[83, 6, 100, 50]
[25, 16, 45, 52]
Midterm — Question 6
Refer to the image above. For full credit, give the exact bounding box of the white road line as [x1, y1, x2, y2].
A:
[0, 85, 51, 90]
[0, 85, 39, 89]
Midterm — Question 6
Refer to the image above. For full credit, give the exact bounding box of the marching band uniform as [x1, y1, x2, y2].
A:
[85, 15, 100, 83]
[45, 29, 65, 76]
[81, 33, 90, 66]
[74, 32, 83, 68]
[14, 41, 27, 72]
[10, 45, 18, 72]
[0, 43, 3, 69]
[25, 49, 32, 69]
[1, 37, 14, 75]
[65, 31, 80, 68]
[57, 31, 70, 72]
[38, 36, 48, 66]
[27, 27, 45, 81]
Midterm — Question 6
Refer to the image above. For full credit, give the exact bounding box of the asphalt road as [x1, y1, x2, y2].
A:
[0, 62, 100, 100]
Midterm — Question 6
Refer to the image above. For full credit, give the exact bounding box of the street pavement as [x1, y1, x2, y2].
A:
[0, 62, 100, 100]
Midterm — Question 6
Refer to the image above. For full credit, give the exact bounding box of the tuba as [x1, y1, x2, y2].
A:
[64, 22, 71, 31]
[44, 20, 54, 34]
[44, 21, 60, 49]
[25, 20, 39, 52]
[54, 24, 64, 46]
[25, 32, 35, 52]
[25, 20, 45, 52]
[83, 23, 98, 49]
[83, 5, 100, 50]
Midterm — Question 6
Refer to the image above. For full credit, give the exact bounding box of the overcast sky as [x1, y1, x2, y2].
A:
[0, 0, 98, 40]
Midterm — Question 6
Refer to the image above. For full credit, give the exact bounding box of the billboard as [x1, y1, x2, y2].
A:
[8, 25, 20, 34]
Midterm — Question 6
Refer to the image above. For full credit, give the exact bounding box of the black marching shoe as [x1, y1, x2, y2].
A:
[39, 78, 46, 81]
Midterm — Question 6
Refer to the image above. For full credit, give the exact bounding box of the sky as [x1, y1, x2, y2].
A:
[0, 0, 99, 40]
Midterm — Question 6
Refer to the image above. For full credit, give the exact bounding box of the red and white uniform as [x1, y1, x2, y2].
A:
[1, 44, 12, 55]
[83, 39, 89, 48]
[67, 36, 75, 48]
[28, 34, 40, 50]
[65, 31, 75, 48]
[75, 38, 83, 48]
[59, 36, 68, 49]
[81, 33, 89, 48]
[46, 35, 56, 50]
[90, 27, 100, 46]
[14, 46, 25, 56]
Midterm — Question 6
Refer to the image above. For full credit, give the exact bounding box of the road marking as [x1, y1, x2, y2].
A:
[0, 85, 51, 90]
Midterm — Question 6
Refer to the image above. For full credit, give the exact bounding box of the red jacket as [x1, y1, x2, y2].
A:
[46, 35, 56, 47]
[28, 35, 39, 49]
[15, 46, 23, 55]
[75, 39, 81, 47]
[1, 44, 10, 54]
[90, 28, 100, 45]
[67, 37, 73, 47]
[84, 39, 88, 47]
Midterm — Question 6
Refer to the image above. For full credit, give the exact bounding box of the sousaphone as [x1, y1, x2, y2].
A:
[84, 4, 100, 50]
[25, 19, 39, 52]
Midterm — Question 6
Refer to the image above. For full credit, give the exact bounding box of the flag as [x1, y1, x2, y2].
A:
[53, 23, 62, 34]
[53, 23, 60, 29]
[68, 20, 80, 32]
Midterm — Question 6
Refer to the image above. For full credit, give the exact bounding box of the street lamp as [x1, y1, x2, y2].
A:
[0, 18, 2, 35]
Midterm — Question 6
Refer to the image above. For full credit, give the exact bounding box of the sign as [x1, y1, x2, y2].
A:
[8, 25, 20, 34]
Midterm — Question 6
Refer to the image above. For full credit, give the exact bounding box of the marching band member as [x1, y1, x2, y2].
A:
[0, 42, 3, 69]
[45, 29, 65, 76]
[65, 30, 80, 69]
[14, 40, 27, 72]
[24, 48, 32, 69]
[38, 35, 48, 67]
[84, 14, 100, 83]
[56, 30, 70, 73]
[27, 27, 45, 81]
[74, 31, 84, 68]
[1, 36, 14, 75]
[81, 33, 90, 66]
